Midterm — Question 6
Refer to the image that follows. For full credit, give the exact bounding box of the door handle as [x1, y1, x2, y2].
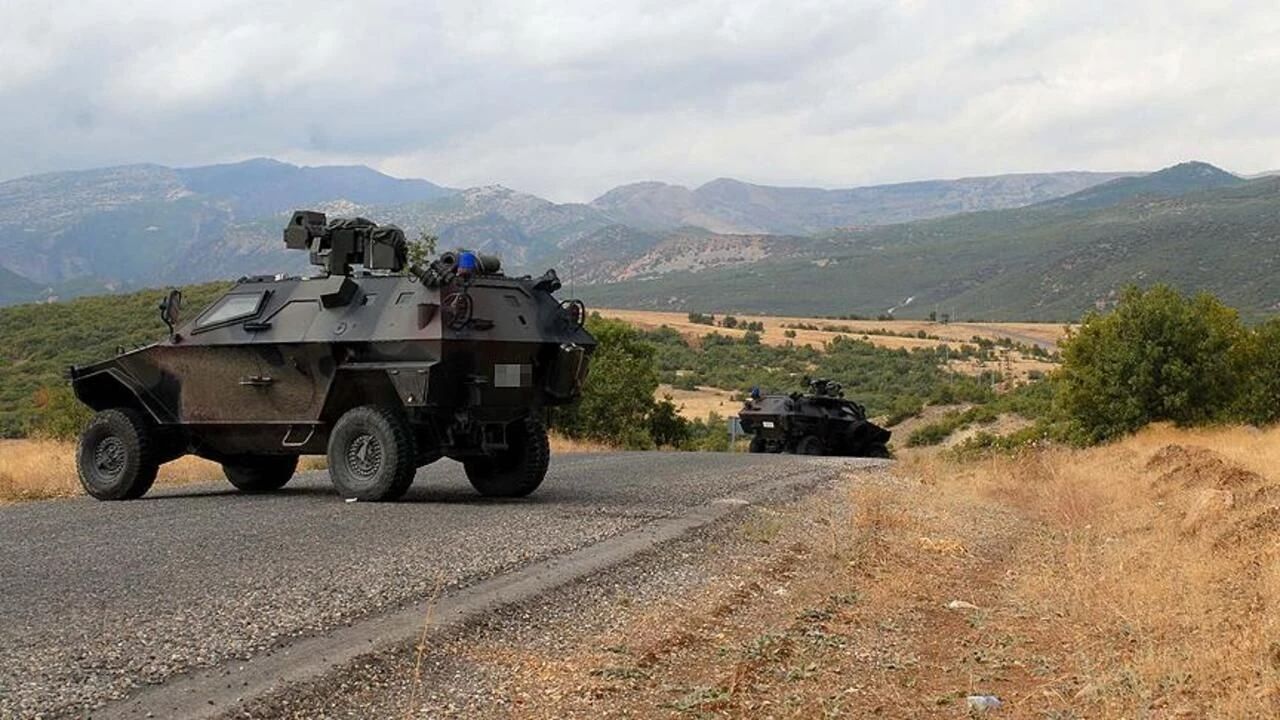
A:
[239, 375, 275, 387]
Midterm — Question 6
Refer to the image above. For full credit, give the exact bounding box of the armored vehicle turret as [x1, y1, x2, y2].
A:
[69, 210, 595, 501]
[738, 377, 890, 457]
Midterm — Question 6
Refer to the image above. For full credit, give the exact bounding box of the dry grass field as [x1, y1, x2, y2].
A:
[0, 435, 603, 503]
[467, 424, 1280, 718]
[599, 308, 1065, 385]
[657, 384, 740, 421]
[597, 308, 1068, 351]
[0, 438, 227, 502]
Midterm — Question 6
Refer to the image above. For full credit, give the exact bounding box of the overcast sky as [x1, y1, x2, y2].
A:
[3, 0, 1278, 201]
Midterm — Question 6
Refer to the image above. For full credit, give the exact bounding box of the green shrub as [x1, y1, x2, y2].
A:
[552, 316, 660, 449]
[28, 385, 92, 440]
[649, 395, 691, 448]
[906, 423, 952, 447]
[1233, 318, 1280, 426]
[1055, 285, 1244, 443]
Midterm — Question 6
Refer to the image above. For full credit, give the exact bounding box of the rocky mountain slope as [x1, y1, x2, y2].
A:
[577, 165, 1280, 320]
[589, 172, 1132, 234]
[0, 160, 1128, 305]
[2, 159, 1264, 321]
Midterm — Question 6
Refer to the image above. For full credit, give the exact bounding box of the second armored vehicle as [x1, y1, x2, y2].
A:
[738, 378, 891, 457]
[70, 211, 596, 502]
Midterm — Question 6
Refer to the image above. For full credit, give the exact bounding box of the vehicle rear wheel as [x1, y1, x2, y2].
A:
[76, 408, 158, 501]
[794, 435, 825, 456]
[223, 455, 299, 493]
[327, 405, 416, 501]
[464, 417, 549, 498]
[748, 435, 767, 453]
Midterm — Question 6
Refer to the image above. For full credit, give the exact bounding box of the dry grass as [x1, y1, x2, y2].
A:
[548, 432, 614, 454]
[597, 308, 1068, 350]
[898, 423, 1280, 717]
[0, 438, 226, 502]
[426, 424, 1280, 718]
[0, 434, 604, 503]
[598, 307, 1065, 382]
[657, 384, 740, 421]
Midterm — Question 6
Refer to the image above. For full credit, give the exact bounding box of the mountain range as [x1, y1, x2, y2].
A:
[577, 162, 1278, 320]
[0, 157, 1274, 320]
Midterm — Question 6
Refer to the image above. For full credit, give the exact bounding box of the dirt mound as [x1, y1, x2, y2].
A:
[1215, 506, 1280, 548]
[1146, 444, 1266, 490]
[1146, 444, 1279, 543]
[1180, 489, 1235, 535]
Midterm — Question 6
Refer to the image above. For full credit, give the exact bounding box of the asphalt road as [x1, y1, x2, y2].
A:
[0, 452, 868, 719]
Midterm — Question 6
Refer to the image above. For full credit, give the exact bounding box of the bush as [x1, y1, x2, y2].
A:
[552, 316, 661, 449]
[683, 412, 732, 451]
[906, 423, 952, 447]
[649, 395, 691, 447]
[29, 385, 92, 440]
[1056, 285, 1244, 443]
[1233, 318, 1280, 426]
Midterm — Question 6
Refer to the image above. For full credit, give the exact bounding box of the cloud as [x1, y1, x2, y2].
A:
[1, 0, 1278, 200]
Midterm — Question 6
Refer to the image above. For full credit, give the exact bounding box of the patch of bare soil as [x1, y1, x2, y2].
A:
[883, 404, 971, 444]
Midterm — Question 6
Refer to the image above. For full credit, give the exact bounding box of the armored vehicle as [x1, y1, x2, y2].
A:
[738, 378, 890, 457]
[69, 210, 595, 502]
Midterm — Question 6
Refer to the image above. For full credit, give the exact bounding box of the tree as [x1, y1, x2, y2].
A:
[1055, 285, 1244, 443]
[649, 395, 690, 447]
[29, 385, 92, 441]
[406, 231, 439, 266]
[1233, 318, 1280, 426]
[552, 316, 661, 448]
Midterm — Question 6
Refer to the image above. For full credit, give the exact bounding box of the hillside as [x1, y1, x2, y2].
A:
[577, 168, 1280, 320]
[0, 283, 229, 435]
[1035, 161, 1243, 210]
[589, 171, 1131, 234]
[0, 159, 455, 302]
[0, 161, 1128, 306]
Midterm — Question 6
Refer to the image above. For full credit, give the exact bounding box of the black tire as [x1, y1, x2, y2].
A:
[748, 435, 767, 453]
[223, 455, 299, 493]
[464, 417, 549, 498]
[327, 405, 416, 501]
[76, 408, 158, 501]
[795, 435, 825, 456]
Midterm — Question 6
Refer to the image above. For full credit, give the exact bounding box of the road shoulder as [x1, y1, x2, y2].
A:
[224, 462, 1043, 718]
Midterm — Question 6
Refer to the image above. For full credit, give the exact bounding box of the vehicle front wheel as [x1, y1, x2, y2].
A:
[464, 417, 550, 498]
[748, 435, 767, 453]
[223, 455, 299, 493]
[327, 406, 416, 501]
[76, 408, 158, 501]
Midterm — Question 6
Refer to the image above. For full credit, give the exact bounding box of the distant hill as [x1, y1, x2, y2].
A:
[0, 159, 456, 300]
[0, 160, 1132, 306]
[1035, 161, 1243, 211]
[175, 158, 453, 218]
[589, 171, 1133, 234]
[576, 164, 1280, 321]
[0, 265, 39, 305]
[0, 283, 230, 435]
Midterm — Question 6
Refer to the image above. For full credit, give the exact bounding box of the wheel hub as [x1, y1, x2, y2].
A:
[94, 437, 126, 478]
[347, 434, 383, 479]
